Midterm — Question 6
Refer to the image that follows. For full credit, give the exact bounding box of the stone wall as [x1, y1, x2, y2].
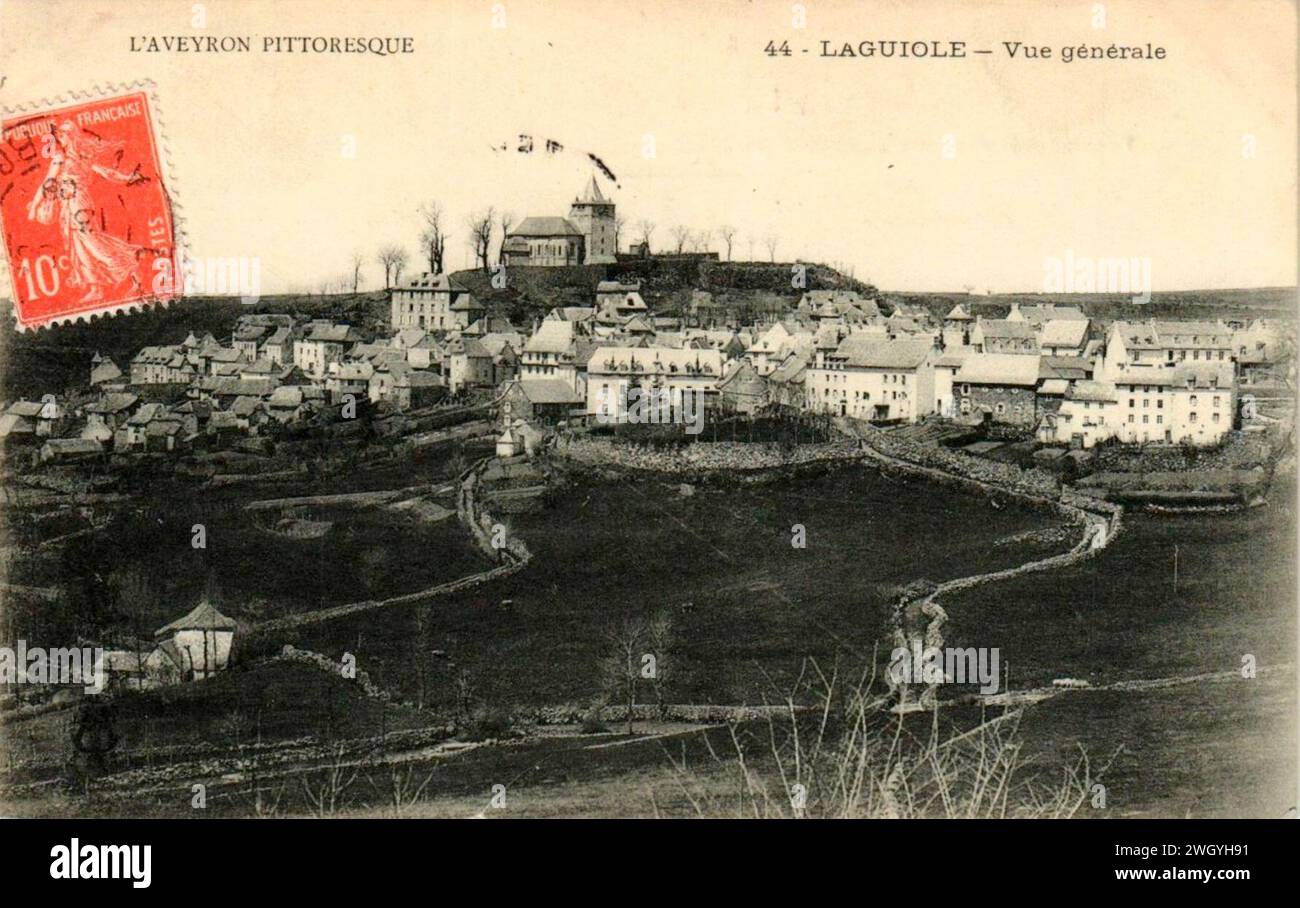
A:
[252, 459, 533, 636]
[553, 434, 864, 475]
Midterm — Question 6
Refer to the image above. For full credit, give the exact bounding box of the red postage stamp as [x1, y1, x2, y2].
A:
[0, 88, 182, 330]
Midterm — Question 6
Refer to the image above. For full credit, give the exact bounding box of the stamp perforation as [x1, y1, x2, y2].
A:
[0, 79, 188, 332]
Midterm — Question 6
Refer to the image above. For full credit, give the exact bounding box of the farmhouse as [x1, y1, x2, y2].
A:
[295, 323, 363, 378]
[974, 319, 1039, 355]
[716, 359, 768, 415]
[499, 378, 585, 423]
[1044, 379, 1119, 449]
[39, 437, 104, 463]
[952, 354, 1041, 425]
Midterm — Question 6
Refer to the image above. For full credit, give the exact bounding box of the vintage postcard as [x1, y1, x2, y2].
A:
[0, 0, 1296, 875]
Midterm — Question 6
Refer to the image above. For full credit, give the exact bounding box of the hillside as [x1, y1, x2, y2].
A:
[450, 258, 876, 323]
[887, 287, 1297, 327]
[0, 292, 389, 402]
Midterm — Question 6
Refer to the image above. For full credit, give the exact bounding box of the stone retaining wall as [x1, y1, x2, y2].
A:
[252, 460, 532, 636]
[553, 434, 864, 476]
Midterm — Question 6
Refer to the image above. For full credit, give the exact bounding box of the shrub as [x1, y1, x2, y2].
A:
[463, 707, 517, 742]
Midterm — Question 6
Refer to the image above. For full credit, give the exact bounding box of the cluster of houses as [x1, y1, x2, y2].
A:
[499, 291, 1282, 450]
[0, 296, 528, 462]
[0, 175, 1286, 461]
[1, 281, 1285, 464]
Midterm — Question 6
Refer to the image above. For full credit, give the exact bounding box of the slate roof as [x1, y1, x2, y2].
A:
[979, 319, 1038, 340]
[525, 320, 576, 355]
[0, 414, 34, 437]
[1040, 319, 1090, 348]
[955, 354, 1042, 387]
[831, 336, 933, 370]
[401, 273, 468, 292]
[576, 176, 609, 204]
[508, 379, 583, 404]
[511, 217, 582, 237]
[1067, 380, 1118, 402]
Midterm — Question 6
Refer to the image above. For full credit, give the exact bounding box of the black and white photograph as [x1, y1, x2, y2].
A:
[0, 0, 1295, 887]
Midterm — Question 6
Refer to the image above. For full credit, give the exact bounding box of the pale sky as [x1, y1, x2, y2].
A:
[1, 0, 1295, 294]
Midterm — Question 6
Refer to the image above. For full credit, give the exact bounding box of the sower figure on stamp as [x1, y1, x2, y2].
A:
[27, 120, 149, 305]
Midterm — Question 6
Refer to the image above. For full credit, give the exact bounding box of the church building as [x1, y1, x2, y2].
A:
[502, 176, 617, 267]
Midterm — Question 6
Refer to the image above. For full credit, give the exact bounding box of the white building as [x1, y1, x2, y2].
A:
[805, 336, 936, 422]
[294, 323, 363, 378]
[1050, 362, 1235, 447]
[390, 273, 484, 332]
[154, 599, 237, 681]
[586, 346, 725, 419]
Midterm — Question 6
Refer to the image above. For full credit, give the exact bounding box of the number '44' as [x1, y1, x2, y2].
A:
[765, 40, 792, 57]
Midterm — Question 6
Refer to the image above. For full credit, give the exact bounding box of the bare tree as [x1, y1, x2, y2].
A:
[614, 215, 626, 253]
[599, 617, 648, 735]
[646, 609, 675, 719]
[764, 233, 779, 263]
[376, 245, 408, 290]
[467, 207, 496, 273]
[299, 742, 362, 816]
[670, 225, 692, 254]
[350, 252, 364, 294]
[693, 229, 712, 253]
[453, 668, 475, 728]
[718, 225, 737, 261]
[419, 202, 448, 274]
[635, 219, 655, 251]
[496, 210, 515, 265]
[369, 764, 436, 817]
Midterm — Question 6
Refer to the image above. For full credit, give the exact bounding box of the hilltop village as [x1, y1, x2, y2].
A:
[0, 196, 1284, 465]
[0, 172, 1288, 467]
[0, 177, 1294, 818]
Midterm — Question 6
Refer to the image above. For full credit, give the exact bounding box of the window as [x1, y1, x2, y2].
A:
[995, 403, 1005, 415]
[1213, 396, 1221, 408]
[1130, 398, 1135, 407]
[1189, 395, 1198, 406]
[1190, 412, 1198, 423]
[1143, 399, 1149, 408]
[1156, 415, 1163, 424]
[961, 384, 970, 395]
[1212, 412, 1220, 423]
[1142, 414, 1149, 424]
[1157, 399, 1164, 409]
[1128, 414, 1134, 423]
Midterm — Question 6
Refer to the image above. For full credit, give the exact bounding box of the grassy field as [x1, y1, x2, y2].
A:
[290, 464, 1072, 710]
[3, 457, 1294, 817]
[942, 478, 1296, 685]
[932, 476, 1298, 817]
[7, 478, 491, 649]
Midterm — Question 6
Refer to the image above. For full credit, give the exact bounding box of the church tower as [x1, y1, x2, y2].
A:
[569, 176, 617, 264]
